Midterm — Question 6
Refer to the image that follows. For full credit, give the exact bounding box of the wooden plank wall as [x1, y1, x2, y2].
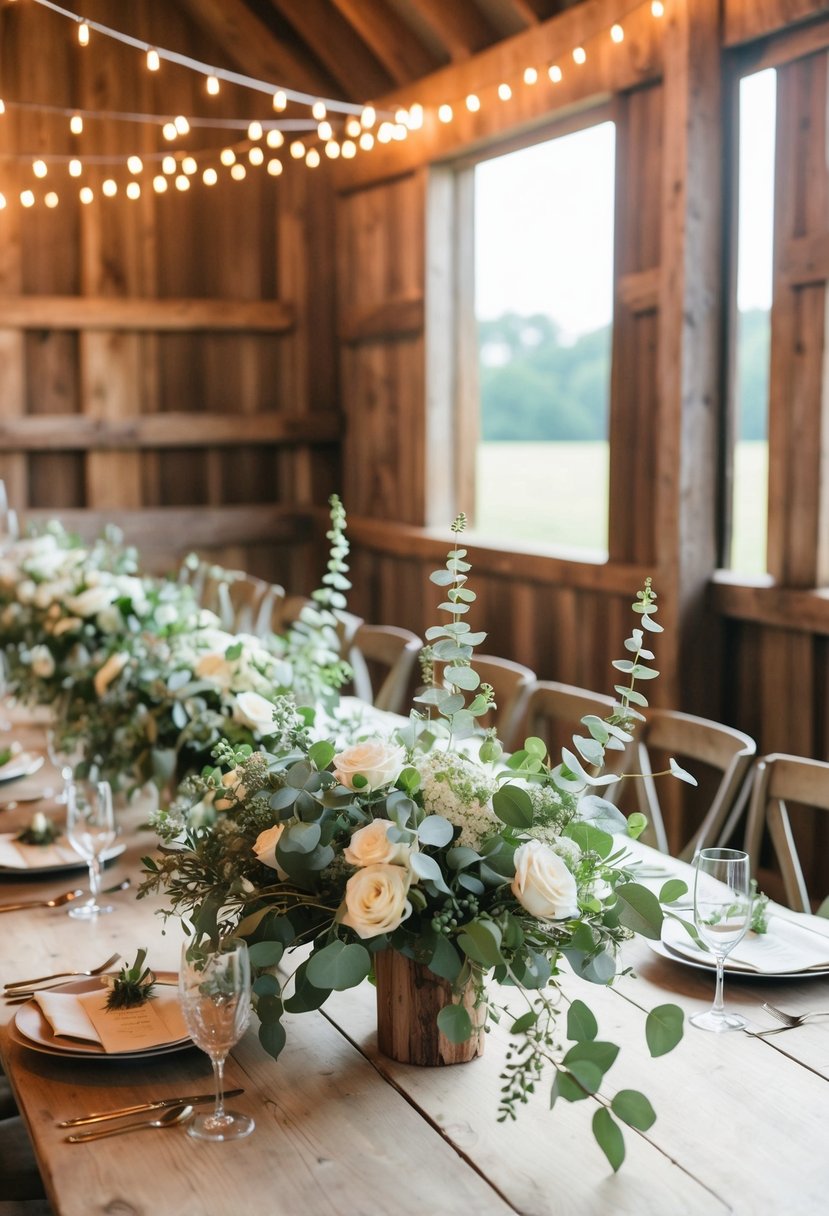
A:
[0, 0, 339, 585]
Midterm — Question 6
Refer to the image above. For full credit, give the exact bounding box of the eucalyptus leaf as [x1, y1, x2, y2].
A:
[646, 1003, 684, 1056]
[436, 1003, 472, 1044]
[611, 1089, 656, 1131]
[615, 882, 664, 939]
[248, 940, 285, 968]
[592, 1108, 625, 1173]
[567, 998, 598, 1042]
[492, 784, 533, 829]
[669, 757, 698, 786]
[409, 851, 452, 894]
[258, 1019, 287, 1060]
[417, 815, 455, 847]
[306, 941, 371, 991]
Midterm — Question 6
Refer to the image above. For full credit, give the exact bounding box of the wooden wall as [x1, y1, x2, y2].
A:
[0, 0, 339, 583]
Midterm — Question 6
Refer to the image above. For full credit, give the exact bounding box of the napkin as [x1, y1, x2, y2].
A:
[0, 832, 80, 869]
[34, 985, 188, 1051]
[663, 915, 829, 974]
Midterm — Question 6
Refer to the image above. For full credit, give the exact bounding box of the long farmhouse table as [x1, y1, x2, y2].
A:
[2, 722, 829, 1216]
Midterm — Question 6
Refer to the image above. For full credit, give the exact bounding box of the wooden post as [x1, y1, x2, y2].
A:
[374, 950, 485, 1066]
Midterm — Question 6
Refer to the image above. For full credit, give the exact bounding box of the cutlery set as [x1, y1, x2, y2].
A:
[0, 877, 131, 916]
[59, 1089, 245, 1139]
[747, 1002, 829, 1037]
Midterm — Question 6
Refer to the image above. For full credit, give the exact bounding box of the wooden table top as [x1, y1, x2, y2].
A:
[2, 722, 829, 1216]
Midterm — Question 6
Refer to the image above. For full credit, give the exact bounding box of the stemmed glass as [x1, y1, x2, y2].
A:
[178, 939, 254, 1141]
[65, 779, 117, 919]
[46, 728, 81, 804]
[690, 847, 752, 1032]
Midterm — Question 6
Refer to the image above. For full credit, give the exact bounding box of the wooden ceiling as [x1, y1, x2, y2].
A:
[176, 0, 587, 103]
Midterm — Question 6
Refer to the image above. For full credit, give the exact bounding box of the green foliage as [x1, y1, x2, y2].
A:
[645, 1004, 685, 1057]
[105, 947, 156, 1010]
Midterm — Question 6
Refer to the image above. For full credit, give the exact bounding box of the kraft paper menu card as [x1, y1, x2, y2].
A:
[35, 985, 188, 1050]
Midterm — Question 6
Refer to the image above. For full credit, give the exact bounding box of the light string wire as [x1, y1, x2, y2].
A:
[0, 99, 320, 133]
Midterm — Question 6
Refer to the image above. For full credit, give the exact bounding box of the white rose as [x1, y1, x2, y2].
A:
[93, 651, 128, 697]
[233, 690, 277, 734]
[333, 741, 405, 791]
[341, 864, 412, 939]
[66, 585, 117, 617]
[155, 604, 178, 629]
[511, 839, 579, 921]
[252, 823, 288, 878]
[96, 606, 123, 634]
[29, 645, 55, 678]
[214, 767, 248, 811]
[195, 652, 234, 689]
[344, 819, 414, 867]
[17, 579, 36, 605]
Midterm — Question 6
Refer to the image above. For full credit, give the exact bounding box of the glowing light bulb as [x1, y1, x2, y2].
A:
[290, 140, 305, 159]
[325, 140, 340, 159]
[203, 167, 218, 186]
[174, 115, 190, 136]
[395, 108, 409, 124]
[146, 48, 160, 71]
[273, 90, 287, 111]
[127, 155, 143, 175]
[393, 124, 407, 140]
[247, 120, 263, 141]
[266, 129, 284, 148]
[220, 148, 236, 166]
[0, 193, 6, 209]
[651, 0, 665, 15]
[152, 175, 167, 193]
[182, 156, 198, 175]
[611, 23, 624, 42]
[230, 163, 246, 180]
[126, 182, 140, 200]
[361, 105, 376, 129]
[312, 100, 326, 120]
[102, 179, 117, 197]
[498, 83, 512, 101]
[573, 46, 587, 65]
[69, 159, 82, 177]
[341, 140, 357, 159]
[548, 65, 562, 83]
[162, 155, 176, 175]
[77, 22, 89, 47]
[377, 122, 393, 143]
[317, 120, 333, 141]
[45, 192, 58, 208]
[70, 114, 83, 135]
[20, 190, 35, 207]
[249, 146, 264, 166]
[162, 122, 177, 141]
[0, 100, 5, 116]
[359, 131, 374, 151]
[523, 67, 538, 85]
[32, 160, 47, 179]
[438, 104, 453, 123]
[80, 186, 94, 204]
[466, 94, 480, 112]
[345, 117, 361, 138]
[305, 148, 320, 168]
[175, 175, 190, 191]
[267, 158, 283, 176]
[408, 104, 423, 130]
[206, 75, 220, 95]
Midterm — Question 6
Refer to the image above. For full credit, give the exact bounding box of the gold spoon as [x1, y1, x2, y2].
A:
[66, 1104, 195, 1144]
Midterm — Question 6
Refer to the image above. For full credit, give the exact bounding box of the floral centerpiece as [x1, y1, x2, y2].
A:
[143, 515, 691, 1171]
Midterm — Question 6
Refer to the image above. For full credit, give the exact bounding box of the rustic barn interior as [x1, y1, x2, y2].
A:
[3, 0, 828, 863]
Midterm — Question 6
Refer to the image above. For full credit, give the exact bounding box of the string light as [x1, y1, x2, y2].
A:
[466, 94, 480, 112]
[408, 104, 423, 130]
[341, 140, 357, 159]
[247, 120, 263, 141]
[395, 108, 409, 125]
[175, 174, 190, 191]
[248, 146, 264, 166]
[312, 101, 326, 120]
[290, 140, 305, 159]
[230, 163, 246, 180]
[0, 101, 5, 116]
[69, 113, 83, 134]
[438, 104, 453, 123]
[206, 75, 220, 95]
[345, 117, 361, 138]
[203, 167, 218, 186]
[0, 194, 6, 209]
[102, 179, 117, 197]
[549, 65, 563, 83]
[317, 120, 333, 141]
[267, 159, 283, 176]
[162, 121, 177, 141]
[325, 140, 340, 159]
[162, 155, 177, 174]
[360, 105, 376, 129]
[32, 160, 47, 178]
[127, 155, 143, 174]
[651, 1, 664, 15]
[69, 158, 82, 177]
[182, 156, 198, 174]
[498, 83, 512, 101]
[359, 131, 374, 151]
[305, 149, 320, 168]
[20, 190, 35, 207]
[611, 24, 625, 42]
[272, 91, 287, 111]
[393, 123, 407, 141]
[266, 129, 284, 148]
[77, 22, 89, 47]
[573, 46, 587, 65]
[523, 68, 538, 85]
[44, 191, 58, 208]
[146, 48, 160, 71]
[220, 148, 236, 166]
[125, 181, 140, 200]
[152, 175, 167, 193]
[174, 115, 190, 135]
[377, 121, 393, 143]
[80, 186, 94, 204]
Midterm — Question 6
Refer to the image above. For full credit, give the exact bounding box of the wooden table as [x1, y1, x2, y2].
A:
[2, 726, 829, 1215]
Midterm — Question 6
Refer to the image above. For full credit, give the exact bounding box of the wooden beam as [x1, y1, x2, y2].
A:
[327, 0, 440, 86]
[0, 411, 342, 451]
[174, 0, 336, 97]
[780, 233, 829, 287]
[394, 0, 497, 60]
[267, 0, 395, 100]
[24, 506, 312, 552]
[712, 574, 829, 636]
[617, 268, 660, 314]
[0, 297, 295, 333]
[340, 295, 424, 343]
[723, 0, 828, 47]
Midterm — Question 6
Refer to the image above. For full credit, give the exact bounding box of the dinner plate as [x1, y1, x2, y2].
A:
[13, 975, 192, 1059]
[0, 840, 126, 876]
[644, 937, 829, 981]
[0, 753, 45, 784]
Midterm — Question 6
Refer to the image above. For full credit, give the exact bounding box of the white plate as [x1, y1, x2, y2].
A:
[645, 937, 829, 981]
[0, 753, 44, 784]
[0, 840, 126, 876]
[13, 975, 191, 1059]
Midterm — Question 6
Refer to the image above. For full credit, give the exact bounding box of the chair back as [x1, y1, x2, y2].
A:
[633, 709, 756, 858]
[467, 655, 536, 749]
[743, 753, 829, 912]
[349, 624, 423, 715]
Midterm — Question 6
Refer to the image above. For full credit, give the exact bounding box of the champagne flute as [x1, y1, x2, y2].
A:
[178, 939, 254, 1142]
[65, 779, 116, 919]
[690, 847, 752, 1032]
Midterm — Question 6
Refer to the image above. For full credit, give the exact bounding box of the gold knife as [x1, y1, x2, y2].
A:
[58, 1089, 245, 1127]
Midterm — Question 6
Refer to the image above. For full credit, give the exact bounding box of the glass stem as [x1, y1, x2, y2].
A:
[713, 954, 726, 1016]
[212, 1054, 226, 1120]
[88, 855, 101, 903]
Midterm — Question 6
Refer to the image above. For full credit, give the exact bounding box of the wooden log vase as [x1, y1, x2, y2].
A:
[374, 950, 486, 1066]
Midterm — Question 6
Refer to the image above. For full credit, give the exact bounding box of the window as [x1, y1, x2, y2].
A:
[728, 68, 776, 575]
[471, 121, 616, 553]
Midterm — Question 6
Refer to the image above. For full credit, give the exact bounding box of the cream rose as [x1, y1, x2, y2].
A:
[511, 839, 579, 921]
[344, 819, 413, 868]
[341, 863, 412, 939]
[29, 645, 55, 679]
[66, 585, 118, 618]
[93, 651, 128, 697]
[195, 652, 234, 689]
[333, 741, 405, 791]
[232, 690, 277, 734]
[252, 823, 288, 878]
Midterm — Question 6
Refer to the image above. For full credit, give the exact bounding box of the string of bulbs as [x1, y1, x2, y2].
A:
[0, 0, 667, 212]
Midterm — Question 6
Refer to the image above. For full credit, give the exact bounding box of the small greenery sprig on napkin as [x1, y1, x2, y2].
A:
[15, 811, 60, 846]
[105, 948, 156, 1010]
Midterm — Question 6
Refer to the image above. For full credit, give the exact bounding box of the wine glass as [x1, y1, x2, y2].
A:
[178, 939, 254, 1141]
[46, 728, 81, 804]
[690, 847, 752, 1032]
[65, 779, 116, 919]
